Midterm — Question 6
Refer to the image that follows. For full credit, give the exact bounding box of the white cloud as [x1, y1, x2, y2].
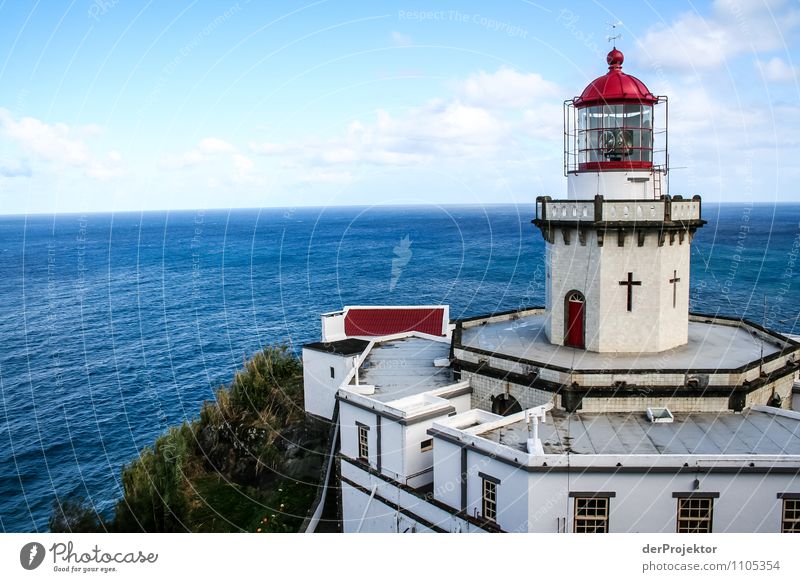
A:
[162, 138, 262, 186]
[198, 137, 234, 154]
[0, 109, 90, 165]
[162, 137, 235, 169]
[0, 108, 122, 180]
[460, 67, 561, 109]
[756, 56, 799, 81]
[637, 0, 800, 70]
[84, 150, 124, 181]
[522, 103, 564, 140]
[251, 98, 510, 170]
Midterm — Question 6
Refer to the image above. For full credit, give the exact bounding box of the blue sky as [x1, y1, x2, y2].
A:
[0, 0, 798, 213]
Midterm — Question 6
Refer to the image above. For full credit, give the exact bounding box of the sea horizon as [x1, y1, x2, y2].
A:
[3, 199, 800, 218]
[1, 202, 798, 531]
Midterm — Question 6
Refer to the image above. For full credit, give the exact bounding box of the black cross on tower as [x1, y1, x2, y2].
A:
[618, 272, 641, 312]
[670, 270, 681, 308]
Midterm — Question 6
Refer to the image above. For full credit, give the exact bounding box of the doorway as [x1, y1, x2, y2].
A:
[565, 291, 585, 349]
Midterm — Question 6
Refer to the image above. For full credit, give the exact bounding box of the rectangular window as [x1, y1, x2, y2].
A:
[782, 499, 800, 533]
[357, 425, 368, 461]
[482, 478, 497, 522]
[573, 497, 609, 533]
[677, 497, 713, 533]
[330, 366, 335, 379]
[420, 438, 433, 452]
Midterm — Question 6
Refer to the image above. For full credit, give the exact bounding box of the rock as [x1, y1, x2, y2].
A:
[231, 457, 258, 487]
[196, 426, 218, 454]
[283, 455, 324, 482]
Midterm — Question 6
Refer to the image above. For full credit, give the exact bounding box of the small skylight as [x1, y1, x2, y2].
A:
[646, 407, 674, 423]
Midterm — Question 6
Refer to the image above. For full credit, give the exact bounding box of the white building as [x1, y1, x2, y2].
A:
[302, 50, 800, 534]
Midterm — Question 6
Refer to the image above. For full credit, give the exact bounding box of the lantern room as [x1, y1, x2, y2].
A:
[564, 49, 667, 174]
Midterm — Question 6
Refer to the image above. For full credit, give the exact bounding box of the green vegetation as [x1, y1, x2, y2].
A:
[49, 346, 328, 533]
[49, 497, 105, 533]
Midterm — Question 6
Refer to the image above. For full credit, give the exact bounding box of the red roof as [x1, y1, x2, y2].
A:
[344, 307, 446, 337]
[574, 49, 657, 107]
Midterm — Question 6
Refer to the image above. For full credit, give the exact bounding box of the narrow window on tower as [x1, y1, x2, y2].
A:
[481, 478, 497, 522]
[330, 366, 335, 379]
[357, 423, 369, 462]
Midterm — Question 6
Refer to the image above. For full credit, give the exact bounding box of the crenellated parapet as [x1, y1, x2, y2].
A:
[533, 194, 706, 245]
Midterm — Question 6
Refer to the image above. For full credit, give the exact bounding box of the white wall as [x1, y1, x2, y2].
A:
[402, 421, 436, 488]
[350, 439, 800, 533]
[561, 471, 800, 533]
[341, 390, 471, 487]
[320, 312, 345, 342]
[339, 402, 378, 469]
[341, 484, 399, 533]
[546, 227, 692, 352]
[567, 169, 665, 200]
[396, 394, 471, 488]
[432, 438, 465, 511]
[380, 419, 404, 480]
[528, 472, 570, 532]
[342, 460, 487, 533]
[464, 453, 530, 533]
[302, 348, 355, 420]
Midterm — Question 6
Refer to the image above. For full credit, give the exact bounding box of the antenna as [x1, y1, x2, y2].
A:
[606, 20, 623, 47]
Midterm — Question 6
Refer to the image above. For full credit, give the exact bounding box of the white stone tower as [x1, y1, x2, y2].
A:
[534, 48, 706, 353]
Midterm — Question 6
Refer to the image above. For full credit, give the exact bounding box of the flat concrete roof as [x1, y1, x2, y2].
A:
[479, 408, 800, 456]
[460, 313, 783, 371]
[359, 336, 453, 402]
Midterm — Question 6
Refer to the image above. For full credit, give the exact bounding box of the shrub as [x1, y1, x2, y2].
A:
[113, 423, 194, 532]
[229, 346, 303, 420]
[48, 497, 104, 533]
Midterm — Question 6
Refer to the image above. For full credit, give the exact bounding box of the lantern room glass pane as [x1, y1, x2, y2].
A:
[642, 105, 653, 129]
[575, 103, 655, 166]
[603, 105, 623, 128]
[624, 104, 641, 126]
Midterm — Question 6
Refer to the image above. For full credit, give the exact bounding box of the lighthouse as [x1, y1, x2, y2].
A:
[301, 43, 800, 535]
[535, 48, 706, 353]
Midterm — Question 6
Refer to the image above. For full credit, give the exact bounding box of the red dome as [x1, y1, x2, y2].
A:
[574, 49, 657, 107]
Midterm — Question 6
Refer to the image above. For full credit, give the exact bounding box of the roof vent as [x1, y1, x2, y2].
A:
[646, 407, 674, 423]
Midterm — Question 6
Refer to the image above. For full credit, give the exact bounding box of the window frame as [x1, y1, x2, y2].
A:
[420, 438, 433, 452]
[481, 478, 497, 522]
[577, 104, 654, 164]
[356, 423, 369, 462]
[781, 498, 800, 533]
[675, 495, 715, 533]
[572, 495, 610, 533]
[478, 472, 500, 523]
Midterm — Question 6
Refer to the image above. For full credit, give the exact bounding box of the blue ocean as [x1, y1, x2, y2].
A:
[0, 203, 798, 532]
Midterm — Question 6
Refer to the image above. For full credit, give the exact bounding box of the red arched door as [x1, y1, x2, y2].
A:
[565, 292, 585, 349]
